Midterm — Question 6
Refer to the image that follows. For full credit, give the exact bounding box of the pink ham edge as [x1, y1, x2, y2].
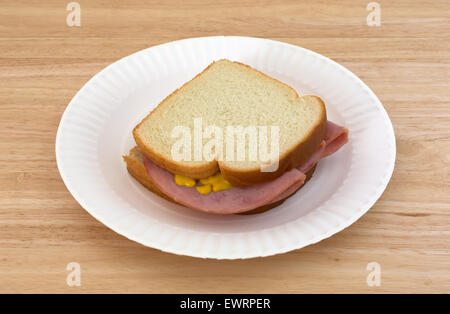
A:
[143, 120, 348, 214]
[322, 120, 349, 158]
[270, 142, 326, 203]
[297, 121, 348, 173]
[272, 121, 349, 203]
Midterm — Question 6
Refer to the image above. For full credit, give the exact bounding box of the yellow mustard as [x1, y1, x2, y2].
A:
[174, 172, 232, 194]
[199, 173, 233, 193]
[196, 184, 212, 195]
[174, 174, 196, 188]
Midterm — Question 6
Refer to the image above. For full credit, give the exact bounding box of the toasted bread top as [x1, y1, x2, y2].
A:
[133, 59, 326, 186]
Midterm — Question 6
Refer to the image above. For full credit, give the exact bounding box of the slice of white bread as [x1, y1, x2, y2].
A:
[123, 146, 316, 215]
[133, 59, 326, 186]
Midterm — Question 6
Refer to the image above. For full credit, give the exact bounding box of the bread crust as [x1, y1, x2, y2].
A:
[123, 147, 316, 214]
[133, 60, 326, 186]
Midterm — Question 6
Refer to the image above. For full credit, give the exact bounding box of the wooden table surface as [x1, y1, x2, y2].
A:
[1, 0, 449, 293]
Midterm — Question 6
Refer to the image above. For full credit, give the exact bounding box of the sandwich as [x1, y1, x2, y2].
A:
[123, 59, 348, 214]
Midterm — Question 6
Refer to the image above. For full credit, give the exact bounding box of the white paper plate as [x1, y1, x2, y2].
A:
[56, 36, 395, 259]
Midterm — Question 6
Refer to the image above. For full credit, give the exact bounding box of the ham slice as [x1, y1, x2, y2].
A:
[275, 121, 348, 202]
[143, 120, 348, 214]
[322, 120, 349, 158]
[270, 122, 348, 203]
[298, 121, 348, 173]
[144, 157, 306, 214]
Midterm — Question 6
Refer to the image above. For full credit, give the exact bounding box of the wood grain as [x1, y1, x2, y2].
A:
[0, 0, 449, 293]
